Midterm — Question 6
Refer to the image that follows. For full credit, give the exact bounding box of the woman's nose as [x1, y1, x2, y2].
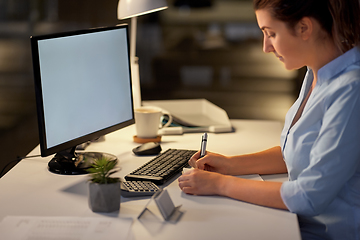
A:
[263, 37, 274, 53]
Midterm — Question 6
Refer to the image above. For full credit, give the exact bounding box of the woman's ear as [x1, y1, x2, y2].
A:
[296, 17, 313, 40]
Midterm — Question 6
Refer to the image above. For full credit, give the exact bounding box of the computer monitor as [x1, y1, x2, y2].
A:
[31, 25, 135, 175]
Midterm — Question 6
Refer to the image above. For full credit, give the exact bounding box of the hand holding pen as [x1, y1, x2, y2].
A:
[185, 133, 208, 172]
[189, 133, 231, 173]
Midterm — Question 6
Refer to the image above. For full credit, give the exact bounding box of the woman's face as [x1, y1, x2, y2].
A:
[255, 9, 307, 70]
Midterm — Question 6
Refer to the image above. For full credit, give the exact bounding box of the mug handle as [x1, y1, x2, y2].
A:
[160, 110, 173, 128]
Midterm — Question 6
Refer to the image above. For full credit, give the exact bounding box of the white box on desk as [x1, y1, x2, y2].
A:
[142, 99, 233, 135]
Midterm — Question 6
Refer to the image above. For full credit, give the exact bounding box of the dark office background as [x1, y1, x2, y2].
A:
[0, 0, 303, 177]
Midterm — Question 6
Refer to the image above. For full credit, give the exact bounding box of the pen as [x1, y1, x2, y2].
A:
[200, 133, 208, 158]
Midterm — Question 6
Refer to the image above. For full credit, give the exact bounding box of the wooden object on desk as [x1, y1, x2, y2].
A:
[133, 135, 162, 143]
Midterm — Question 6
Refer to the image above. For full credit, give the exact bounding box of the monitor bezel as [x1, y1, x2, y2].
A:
[31, 24, 135, 157]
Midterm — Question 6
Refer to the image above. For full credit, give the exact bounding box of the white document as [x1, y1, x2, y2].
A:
[236, 174, 264, 181]
[183, 167, 264, 181]
[0, 216, 133, 240]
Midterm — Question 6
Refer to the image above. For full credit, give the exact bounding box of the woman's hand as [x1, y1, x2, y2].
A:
[178, 168, 226, 196]
[188, 151, 231, 175]
[178, 168, 287, 210]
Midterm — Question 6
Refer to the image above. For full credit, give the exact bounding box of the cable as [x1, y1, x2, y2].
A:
[17, 155, 41, 160]
[0, 155, 41, 177]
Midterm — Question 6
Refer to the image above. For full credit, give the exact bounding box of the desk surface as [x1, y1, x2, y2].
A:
[0, 119, 300, 240]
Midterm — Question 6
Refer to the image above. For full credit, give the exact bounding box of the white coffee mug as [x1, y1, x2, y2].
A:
[134, 106, 172, 138]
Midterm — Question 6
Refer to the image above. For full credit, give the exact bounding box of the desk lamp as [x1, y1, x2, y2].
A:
[117, 0, 168, 108]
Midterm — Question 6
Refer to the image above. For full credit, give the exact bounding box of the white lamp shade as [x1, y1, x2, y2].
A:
[117, 0, 168, 20]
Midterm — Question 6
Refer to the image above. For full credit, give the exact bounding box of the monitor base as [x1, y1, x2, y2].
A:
[48, 148, 117, 175]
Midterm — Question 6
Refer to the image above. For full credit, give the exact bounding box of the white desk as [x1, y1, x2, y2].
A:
[0, 119, 300, 240]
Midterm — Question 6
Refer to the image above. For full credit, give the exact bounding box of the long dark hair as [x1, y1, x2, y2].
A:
[253, 0, 360, 53]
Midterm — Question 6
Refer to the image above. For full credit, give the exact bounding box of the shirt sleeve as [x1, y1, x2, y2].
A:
[281, 74, 360, 216]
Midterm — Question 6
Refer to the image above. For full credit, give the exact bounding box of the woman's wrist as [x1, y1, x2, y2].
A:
[222, 155, 238, 175]
[216, 174, 232, 196]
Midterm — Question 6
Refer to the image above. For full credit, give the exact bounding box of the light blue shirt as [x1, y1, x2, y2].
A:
[280, 47, 360, 240]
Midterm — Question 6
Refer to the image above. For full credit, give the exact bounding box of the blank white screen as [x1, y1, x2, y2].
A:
[38, 28, 133, 148]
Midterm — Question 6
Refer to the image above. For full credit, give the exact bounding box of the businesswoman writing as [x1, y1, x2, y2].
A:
[178, 0, 360, 239]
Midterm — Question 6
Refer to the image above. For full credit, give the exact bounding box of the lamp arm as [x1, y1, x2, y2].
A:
[130, 17, 137, 65]
[129, 16, 141, 108]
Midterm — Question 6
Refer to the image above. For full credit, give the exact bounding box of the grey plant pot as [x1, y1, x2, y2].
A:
[88, 182, 121, 213]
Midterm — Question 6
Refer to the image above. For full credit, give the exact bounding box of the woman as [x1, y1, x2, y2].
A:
[178, 0, 360, 239]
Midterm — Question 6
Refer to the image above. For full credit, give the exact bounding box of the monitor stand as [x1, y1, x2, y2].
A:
[48, 147, 117, 175]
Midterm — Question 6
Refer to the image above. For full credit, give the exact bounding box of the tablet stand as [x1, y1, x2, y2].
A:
[138, 189, 182, 222]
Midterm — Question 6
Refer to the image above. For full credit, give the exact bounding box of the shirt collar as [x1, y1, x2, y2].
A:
[316, 47, 360, 85]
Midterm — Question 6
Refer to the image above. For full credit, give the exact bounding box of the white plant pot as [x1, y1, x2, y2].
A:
[88, 182, 121, 213]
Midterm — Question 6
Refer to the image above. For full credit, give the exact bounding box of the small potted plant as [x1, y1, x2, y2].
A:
[87, 157, 121, 213]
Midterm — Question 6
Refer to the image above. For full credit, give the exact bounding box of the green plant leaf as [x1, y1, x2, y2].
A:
[87, 157, 120, 184]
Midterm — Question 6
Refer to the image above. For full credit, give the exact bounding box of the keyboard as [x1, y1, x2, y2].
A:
[120, 181, 160, 197]
[125, 149, 197, 185]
